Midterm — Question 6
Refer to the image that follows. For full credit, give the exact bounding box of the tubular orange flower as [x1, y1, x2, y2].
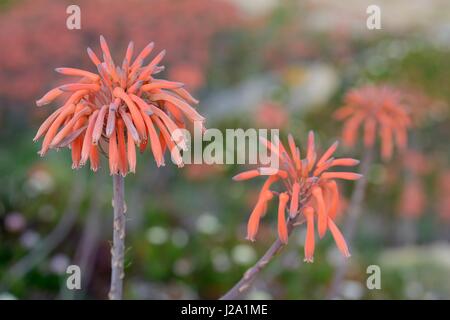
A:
[233, 131, 361, 262]
[334, 85, 412, 160]
[303, 206, 315, 263]
[35, 36, 204, 175]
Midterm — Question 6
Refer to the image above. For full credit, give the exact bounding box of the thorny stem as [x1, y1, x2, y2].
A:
[326, 146, 374, 299]
[220, 215, 305, 300]
[109, 174, 126, 300]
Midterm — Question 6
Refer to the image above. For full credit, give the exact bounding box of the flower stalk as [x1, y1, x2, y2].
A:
[220, 215, 305, 300]
[109, 174, 126, 300]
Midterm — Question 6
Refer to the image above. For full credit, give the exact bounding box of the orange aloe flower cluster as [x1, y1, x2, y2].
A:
[334, 85, 412, 160]
[34, 36, 204, 175]
[233, 132, 361, 262]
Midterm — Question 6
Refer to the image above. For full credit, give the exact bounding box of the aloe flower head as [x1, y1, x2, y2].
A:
[334, 85, 411, 160]
[34, 36, 204, 175]
[233, 131, 361, 262]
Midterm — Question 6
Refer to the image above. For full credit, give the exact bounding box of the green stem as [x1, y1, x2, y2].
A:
[109, 174, 126, 300]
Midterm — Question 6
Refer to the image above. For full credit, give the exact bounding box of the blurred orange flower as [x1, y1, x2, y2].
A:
[255, 101, 289, 129]
[401, 87, 447, 125]
[398, 176, 426, 219]
[397, 150, 431, 219]
[334, 85, 412, 160]
[402, 150, 431, 176]
[233, 131, 361, 262]
[437, 171, 450, 221]
[34, 36, 204, 175]
[168, 64, 205, 92]
[0, 0, 238, 105]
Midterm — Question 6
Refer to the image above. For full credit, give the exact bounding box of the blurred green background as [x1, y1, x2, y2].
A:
[0, 0, 449, 299]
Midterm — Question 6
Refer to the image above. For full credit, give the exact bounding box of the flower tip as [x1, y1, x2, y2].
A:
[232, 170, 260, 181]
[143, 41, 155, 52]
[191, 97, 200, 104]
[35, 99, 47, 107]
[264, 190, 274, 201]
[279, 192, 289, 202]
[153, 65, 165, 74]
[303, 257, 314, 263]
[58, 85, 70, 92]
[156, 160, 165, 168]
[245, 236, 256, 242]
[318, 223, 327, 238]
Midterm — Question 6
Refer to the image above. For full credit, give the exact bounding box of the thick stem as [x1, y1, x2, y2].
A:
[109, 174, 126, 300]
[220, 216, 304, 300]
[326, 147, 373, 299]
